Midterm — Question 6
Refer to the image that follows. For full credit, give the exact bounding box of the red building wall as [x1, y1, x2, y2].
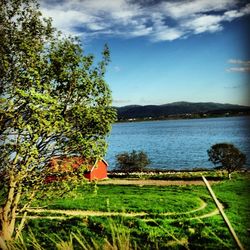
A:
[46, 157, 108, 182]
[84, 160, 108, 181]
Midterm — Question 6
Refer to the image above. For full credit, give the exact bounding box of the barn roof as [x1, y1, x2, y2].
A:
[88, 159, 109, 172]
[49, 156, 108, 172]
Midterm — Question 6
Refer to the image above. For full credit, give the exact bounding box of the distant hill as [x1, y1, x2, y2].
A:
[115, 102, 250, 120]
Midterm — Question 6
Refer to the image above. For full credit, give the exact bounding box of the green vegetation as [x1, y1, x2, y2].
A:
[0, 0, 115, 242]
[115, 102, 250, 122]
[0, 1, 248, 248]
[208, 143, 246, 179]
[12, 173, 249, 249]
[32, 185, 204, 214]
[115, 150, 151, 172]
[108, 170, 228, 180]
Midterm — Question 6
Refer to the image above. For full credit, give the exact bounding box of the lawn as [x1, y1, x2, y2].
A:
[21, 173, 250, 249]
[35, 185, 206, 214]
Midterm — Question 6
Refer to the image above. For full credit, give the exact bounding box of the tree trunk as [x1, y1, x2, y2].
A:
[0, 181, 22, 242]
[0, 235, 8, 250]
[15, 211, 27, 240]
[0, 183, 16, 241]
[0, 220, 14, 242]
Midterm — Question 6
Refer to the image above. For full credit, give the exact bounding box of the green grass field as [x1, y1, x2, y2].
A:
[21, 173, 250, 249]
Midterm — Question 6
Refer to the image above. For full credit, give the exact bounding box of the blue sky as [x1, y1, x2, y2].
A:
[40, 0, 250, 106]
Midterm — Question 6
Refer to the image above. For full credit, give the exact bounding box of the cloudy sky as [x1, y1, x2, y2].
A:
[40, 0, 250, 106]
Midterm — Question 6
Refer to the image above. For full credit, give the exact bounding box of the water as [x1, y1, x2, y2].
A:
[105, 116, 250, 170]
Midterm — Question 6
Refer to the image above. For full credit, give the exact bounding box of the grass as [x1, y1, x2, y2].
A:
[35, 185, 204, 214]
[212, 175, 250, 247]
[15, 173, 250, 249]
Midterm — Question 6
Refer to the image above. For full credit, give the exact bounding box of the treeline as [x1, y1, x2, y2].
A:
[115, 102, 250, 121]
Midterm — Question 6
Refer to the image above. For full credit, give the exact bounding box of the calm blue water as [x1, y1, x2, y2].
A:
[105, 116, 250, 170]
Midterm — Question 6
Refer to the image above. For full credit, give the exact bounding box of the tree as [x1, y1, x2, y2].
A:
[0, 0, 116, 242]
[207, 143, 246, 179]
[115, 150, 151, 172]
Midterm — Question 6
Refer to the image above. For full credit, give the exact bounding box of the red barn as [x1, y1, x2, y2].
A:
[46, 157, 108, 182]
[84, 159, 108, 181]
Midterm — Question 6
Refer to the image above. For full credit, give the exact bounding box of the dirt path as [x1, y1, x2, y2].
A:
[25, 180, 221, 221]
[190, 208, 219, 220]
[26, 208, 147, 217]
[98, 179, 219, 186]
[164, 198, 207, 215]
[26, 198, 216, 221]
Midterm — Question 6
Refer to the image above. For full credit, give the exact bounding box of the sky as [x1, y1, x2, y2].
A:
[40, 0, 250, 106]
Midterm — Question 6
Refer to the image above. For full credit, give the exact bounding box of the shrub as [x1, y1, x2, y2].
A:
[207, 143, 246, 179]
[115, 150, 151, 173]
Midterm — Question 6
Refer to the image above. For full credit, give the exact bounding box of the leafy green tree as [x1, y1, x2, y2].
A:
[0, 0, 116, 242]
[115, 150, 151, 172]
[207, 143, 246, 179]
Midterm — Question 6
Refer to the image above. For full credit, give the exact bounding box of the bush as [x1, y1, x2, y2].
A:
[207, 143, 246, 179]
[115, 150, 151, 173]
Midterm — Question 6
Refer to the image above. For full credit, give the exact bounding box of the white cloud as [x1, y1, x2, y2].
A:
[40, 0, 250, 42]
[40, 6, 99, 37]
[242, 3, 250, 15]
[224, 4, 250, 20]
[227, 59, 250, 73]
[227, 67, 250, 72]
[153, 27, 184, 41]
[129, 27, 152, 37]
[160, 0, 236, 19]
[182, 14, 223, 34]
[228, 59, 250, 65]
[224, 10, 244, 20]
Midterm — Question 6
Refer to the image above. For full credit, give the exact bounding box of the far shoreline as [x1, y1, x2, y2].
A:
[107, 169, 250, 181]
[115, 113, 250, 124]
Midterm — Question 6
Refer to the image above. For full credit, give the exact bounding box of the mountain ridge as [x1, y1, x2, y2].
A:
[114, 101, 250, 120]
